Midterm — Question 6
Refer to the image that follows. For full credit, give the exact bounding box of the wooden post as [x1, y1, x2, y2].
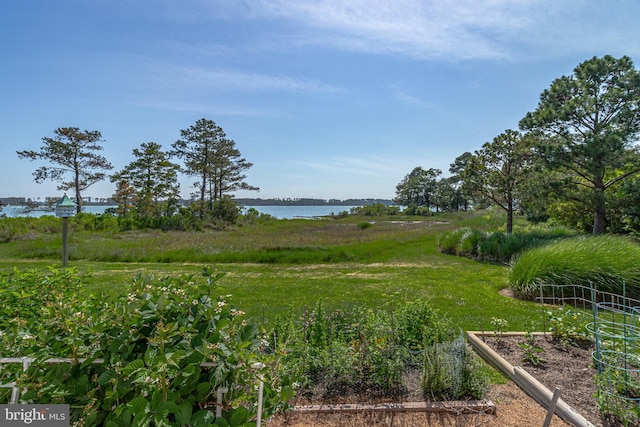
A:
[543, 387, 561, 427]
[55, 194, 76, 266]
[62, 216, 69, 267]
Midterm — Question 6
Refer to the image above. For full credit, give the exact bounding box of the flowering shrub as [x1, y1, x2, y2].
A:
[0, 267, 292, 426]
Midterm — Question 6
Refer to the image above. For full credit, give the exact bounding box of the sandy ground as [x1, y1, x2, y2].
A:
[265, 381, 570, 427]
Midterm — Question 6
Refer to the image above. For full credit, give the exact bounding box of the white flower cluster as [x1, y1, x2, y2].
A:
[215, 300, 226, 313]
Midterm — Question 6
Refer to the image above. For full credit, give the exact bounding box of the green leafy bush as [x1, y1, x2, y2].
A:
[0, 216, 61, 242]
[0, 267, 292, 425]
[394, 300, 452, 351]
[212, 196, 241, 225]
[350, 203, 398, 216]
[545, 306, 591, 345]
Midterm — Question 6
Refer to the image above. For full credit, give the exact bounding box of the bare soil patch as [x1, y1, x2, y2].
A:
[483, 334, 604, 426]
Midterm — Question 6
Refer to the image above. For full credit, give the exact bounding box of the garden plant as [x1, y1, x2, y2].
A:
[0, 267, 293, 426]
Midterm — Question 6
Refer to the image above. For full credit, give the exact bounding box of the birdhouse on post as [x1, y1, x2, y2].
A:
[55, 194, 77, 218]
[55, 194, 76, 267]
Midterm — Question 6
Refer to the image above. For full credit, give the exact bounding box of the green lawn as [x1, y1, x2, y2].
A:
[0, 211, 547, 331]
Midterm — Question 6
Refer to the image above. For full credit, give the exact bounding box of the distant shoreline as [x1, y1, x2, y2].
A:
[0, 197, 395, 207]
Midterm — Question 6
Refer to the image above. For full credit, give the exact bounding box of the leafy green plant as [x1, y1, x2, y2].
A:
[518, 322, 546, 367]
[271, 300, 476, 401]
[490, 317, 508, 344]
[546, 306, 590, 346]
[394, 299, 454, 351]
[459, 229, 483, 258]
[595, 370, 640, 426]
[441, 226, 576, 264]
[0, 267, 293, 426]
[437, 228, 466, 255]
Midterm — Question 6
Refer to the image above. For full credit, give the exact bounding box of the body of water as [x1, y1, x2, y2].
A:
[1, 205, 117, 218]
[242, 205, 355, 219]
[1, 205, 357, 220]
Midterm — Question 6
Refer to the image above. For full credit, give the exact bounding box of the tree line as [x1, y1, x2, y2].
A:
[16, 118, 258, 229]
[14, 55, 640, 235]
[394, 55, 640, 235]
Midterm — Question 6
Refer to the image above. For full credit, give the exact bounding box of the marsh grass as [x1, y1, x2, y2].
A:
[1, 218, 445, 264]
[0, 212, 546, 331]
[509, 235, 640, 300]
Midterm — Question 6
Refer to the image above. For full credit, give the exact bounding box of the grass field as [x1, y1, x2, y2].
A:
[0, 211, 548, 331]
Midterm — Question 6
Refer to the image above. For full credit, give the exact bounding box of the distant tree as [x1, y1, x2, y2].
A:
[17, 127, 113, 213]
[612, 173, 640, 234]
[171, 118, 258, 217]
[432, 177, 459, 212]
[449, 152, 473, 178]
[111, 179, 137, 217]
[448, 152, 474, 211]
[461, 130, 532, 233]
[516, 164, 559, 224]
[111, 142, 180, 218]
[394, 167, 442, 209]
[211, 195, 241, 225]
[520, 55, 640, 235]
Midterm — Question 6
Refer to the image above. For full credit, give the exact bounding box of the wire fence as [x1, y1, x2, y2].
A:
[538, 282, 640, 419]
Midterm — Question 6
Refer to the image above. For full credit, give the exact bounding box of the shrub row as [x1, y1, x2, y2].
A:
[438, 227, 576, 264]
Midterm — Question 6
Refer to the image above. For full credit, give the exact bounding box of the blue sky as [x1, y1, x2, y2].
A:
[2, 1, 639, 202]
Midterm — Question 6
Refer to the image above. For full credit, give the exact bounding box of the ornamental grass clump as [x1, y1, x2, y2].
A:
[509, 235, 640, 300]
[439, 226, 575, 264]
[437, 228, 467, 255]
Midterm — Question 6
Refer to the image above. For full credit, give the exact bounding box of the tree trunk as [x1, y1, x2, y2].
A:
[200, 175, 206, 206]
[75, 185, 82, 213]
[506, 200, 513, 234]
[592, 182, 606, 235]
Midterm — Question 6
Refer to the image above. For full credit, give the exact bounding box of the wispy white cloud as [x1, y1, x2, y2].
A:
[130, 99, 281, 117]
[225, 0, 537, 60]
[291, 154, 425, 178]
[175, 66, 345, 94]
[211, 0, 640, 61]
[386, 84, 435, 108]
